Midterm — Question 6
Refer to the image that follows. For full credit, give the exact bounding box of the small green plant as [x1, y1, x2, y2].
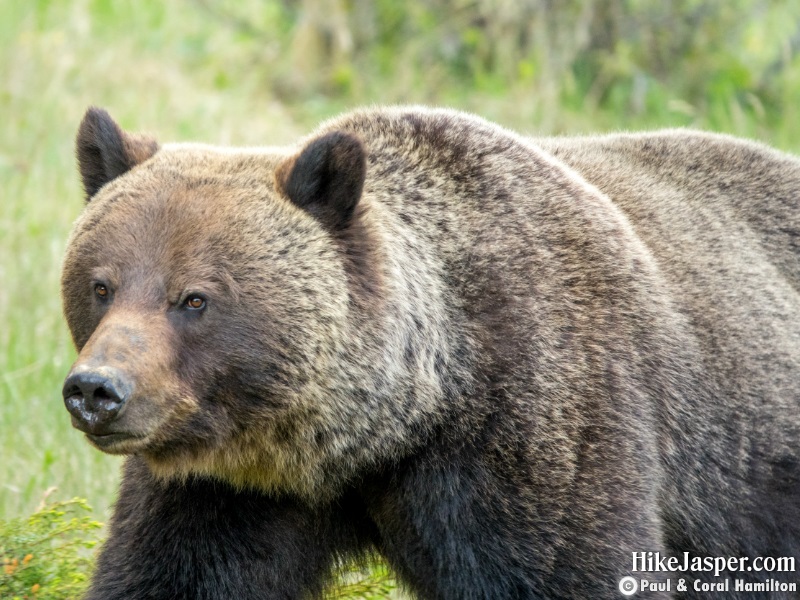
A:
[0, 495, 102, 600]
[327, 560, 398, 599]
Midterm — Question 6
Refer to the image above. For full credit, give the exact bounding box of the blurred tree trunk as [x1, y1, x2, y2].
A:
[288, 0, 354, 89]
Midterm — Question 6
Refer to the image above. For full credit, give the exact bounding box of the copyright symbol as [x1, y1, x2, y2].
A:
[619, 576, 638, 596]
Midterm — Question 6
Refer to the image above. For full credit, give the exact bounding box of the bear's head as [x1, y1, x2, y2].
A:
[61, 108, 387, 497]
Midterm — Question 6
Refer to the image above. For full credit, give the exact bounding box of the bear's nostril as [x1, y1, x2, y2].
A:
[62, 383, 82, 400]
[94, 386, 111, 402]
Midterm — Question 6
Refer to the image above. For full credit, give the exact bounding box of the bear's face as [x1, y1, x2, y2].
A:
[61, 108, 369, 494]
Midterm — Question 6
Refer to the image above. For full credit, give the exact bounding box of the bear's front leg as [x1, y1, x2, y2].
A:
[86, 457, 366, 600]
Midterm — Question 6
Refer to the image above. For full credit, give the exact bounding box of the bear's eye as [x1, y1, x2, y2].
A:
[184, 295, 206, 310]
[94, 283, 109, 299]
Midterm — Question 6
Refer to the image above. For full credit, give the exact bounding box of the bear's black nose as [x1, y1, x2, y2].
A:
[62, 367, 132, 434]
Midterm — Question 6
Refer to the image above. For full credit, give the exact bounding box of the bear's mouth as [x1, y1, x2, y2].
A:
[86, 431, 146, 453]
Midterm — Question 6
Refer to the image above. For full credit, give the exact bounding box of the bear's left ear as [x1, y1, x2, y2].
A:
[276, 131, 366, 231]
[76, 107, 160, 201]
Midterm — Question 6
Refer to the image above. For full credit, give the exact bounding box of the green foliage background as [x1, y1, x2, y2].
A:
[1, 0, 800, 597]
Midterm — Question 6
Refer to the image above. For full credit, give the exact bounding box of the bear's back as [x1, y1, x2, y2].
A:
[539, 130, 800, 288]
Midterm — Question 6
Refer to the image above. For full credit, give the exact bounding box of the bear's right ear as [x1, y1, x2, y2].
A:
[76, 107, 159, 201]
[275, 131, 366, 231]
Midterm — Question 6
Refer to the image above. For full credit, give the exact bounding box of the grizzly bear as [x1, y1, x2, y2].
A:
[61, 106, 800, 599]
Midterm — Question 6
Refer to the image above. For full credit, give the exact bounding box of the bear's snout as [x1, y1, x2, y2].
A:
[62, 365, 132, 436]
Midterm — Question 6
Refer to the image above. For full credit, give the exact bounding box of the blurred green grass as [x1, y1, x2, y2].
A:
[2, 0, 800, 527]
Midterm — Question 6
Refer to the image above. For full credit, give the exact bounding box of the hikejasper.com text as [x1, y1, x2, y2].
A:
[632, 551, 796, 578]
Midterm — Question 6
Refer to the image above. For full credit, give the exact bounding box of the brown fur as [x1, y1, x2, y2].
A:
[62, 106, 800, 599]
